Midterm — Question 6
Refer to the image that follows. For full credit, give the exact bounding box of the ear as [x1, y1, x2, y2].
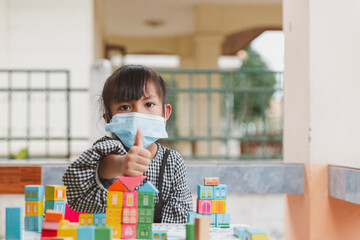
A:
[103, 113, 111, 123]
[164, 104, 172, 121]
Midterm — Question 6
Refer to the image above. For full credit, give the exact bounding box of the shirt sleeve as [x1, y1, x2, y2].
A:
[62, 136, 126, 213]
[161, 151, 193, 223]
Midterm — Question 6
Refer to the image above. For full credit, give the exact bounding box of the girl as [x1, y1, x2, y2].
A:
[63, 65, 192, 223]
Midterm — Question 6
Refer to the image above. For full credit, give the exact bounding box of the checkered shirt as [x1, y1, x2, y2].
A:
[62, 136, 193, 223]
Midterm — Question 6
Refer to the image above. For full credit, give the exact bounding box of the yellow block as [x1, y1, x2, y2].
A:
[106, 207, 122, 224]
[111, 223, 122, 239]
[58, 223, 78, 240]
[252, 234, 270, 240]
[25, 200, 43, 216]
[59, 219, 70, 228]
[212, 200, 226, 213]
[45, 185, 66, 201]
[79, 213, 94, 225]
[107, 191, 123, 208]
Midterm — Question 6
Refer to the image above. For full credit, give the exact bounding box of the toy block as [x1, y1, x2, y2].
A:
[25, 200, 44, 216]
[213, 184, 227, 199]
[58, 223, 79, 240]
[108, 180, 128, 191]
[138, 181, 159, 193]
[197, 185, 213, 199]
[45, 185, 66, 201]
[45, 209, 63, 222]
[123, 191, 138, 208]
[79, 213, 94, 225]
[25, 216, 43, 232]
[45, 200, 66, 214]
[25, 185, 44, 201]
[122, 207, 138, 224]
[107, 191, 123, 208]
[194, 216, 209, 240]
[59, 219, 70, 228]
[233, 226, 246, 238]
[41, 229, 58, 238]
[246, 228, 270, 240]
[186, 223, 195, 240]
[117, 176, 146, 191]
[136, 223, 152, 239]
[43, 220, 60, 230]
[138, 192, 155, 208]
[212, 200, 226, 213]
[138, 208, 154, 224]
[121, 224, 136, 239]
[95, 225, 113, 240]
[110, 223, 121, 239]
[204, 177, 219, 186]
[93, 213, 106, 225]
[152, 230, 168, 239]
[106, 207, 122, 224]
[65, 203, 85, 222]
[6, 207, 22, 240]
[196, 199, 213, 214]
[201, 214, 216, 227]
[77, 225, 95, 240]
[215, 213, 230, 228]
[187, 212, 201, 224]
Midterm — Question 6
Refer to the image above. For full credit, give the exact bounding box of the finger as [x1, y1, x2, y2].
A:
[133, 128, 143, 147]
[124, 169, 144, 177]
[129, 146, 151, 159]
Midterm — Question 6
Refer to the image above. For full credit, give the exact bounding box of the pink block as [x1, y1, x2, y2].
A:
[64, 203, 85, 223]
[121, 224, 137, 239]
[122, 208, 138, 224]
[117, 176, 146, 191]
[196, 199, 213, 214]
[42, 220, 60, 230]
[123, 191, 138, 208]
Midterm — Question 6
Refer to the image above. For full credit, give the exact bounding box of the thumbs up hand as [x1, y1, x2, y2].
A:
[123, 129, 152, 176]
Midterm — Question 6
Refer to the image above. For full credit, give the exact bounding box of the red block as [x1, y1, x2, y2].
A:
[64, 203, 85, 222]
[41, 229, 57, 237]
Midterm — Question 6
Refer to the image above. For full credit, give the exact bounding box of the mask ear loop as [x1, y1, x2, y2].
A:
[164, 104, 167, 126]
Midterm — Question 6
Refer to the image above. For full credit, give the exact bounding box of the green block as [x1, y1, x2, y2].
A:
[186, 223, 195, 240]
[95, 225, 112, 240]
[136, 223, 152, 239]
[138, 192, 155, 208]
[138, 208, 154, 224]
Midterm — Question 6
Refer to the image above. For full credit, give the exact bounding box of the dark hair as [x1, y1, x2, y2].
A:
[101, 65, 166, 120]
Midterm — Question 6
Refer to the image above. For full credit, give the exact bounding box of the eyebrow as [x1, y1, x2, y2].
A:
[142, 95, 157, 100]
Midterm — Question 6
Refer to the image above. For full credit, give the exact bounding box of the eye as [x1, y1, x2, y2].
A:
[119, 105, 131, 111]
[145, 102, 154, 108]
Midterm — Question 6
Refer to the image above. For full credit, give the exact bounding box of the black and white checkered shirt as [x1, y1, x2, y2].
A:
[63, 136, 193, 223]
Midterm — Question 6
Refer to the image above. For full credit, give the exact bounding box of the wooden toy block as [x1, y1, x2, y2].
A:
[108, 180, 128, 192]
[59, 219, 70, 228]
[212, 200, 226, 213]
[117, 176, 146, 191]
[25, 216, 43, 232]
[45, 209, 63, 222]
[25, 200, 44, 216]
[194, 216, 210, 240]
[58, 223, 79, 240]
[106, 207, 122, 224]
[196, 199, 213, 214]
[110, 223, 121, 239]
[121, 224, 136, 239]
[77, 225, 95, 240]
[138, 192, 155, 208]
[197, 185, 214, 199]
[79, 213, 94, 225]
[186, 223, 195, 240]
[122, 207, 138, 224]
[200, 214, 216, 227]
[136, 223, 152, 239]
[138, 181, 159, 193]
[138, 208, 154, 224]
[123, 191, 138, 208]
[107, 191, 123, 208]
[204, 177, 219, 186]
[152, 230, 168, 239]
[215, 213, 230, 228]
[6, 207, 22, 240]
[213, 184, 227, 199]
[65, 203, 85, 222]
[94, 225, 113, 240]
[93, 213, 106, 225]
[187, 212, 200, 224]
[41, 229, 58, 238]
[45, 185, 66, 201]
[25, 185, 44, 201]
[45, 200, 66, 214]
[43, 220, 60, 230]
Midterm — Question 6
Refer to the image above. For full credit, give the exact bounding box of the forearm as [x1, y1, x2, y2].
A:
[98, 154, 126, 179]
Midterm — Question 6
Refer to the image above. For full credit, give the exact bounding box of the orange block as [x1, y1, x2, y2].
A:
[212, 200, 226, 213]
[45, 209, 63, 222]
[108, 181, 128, 192]
[204, 177, 219, 186]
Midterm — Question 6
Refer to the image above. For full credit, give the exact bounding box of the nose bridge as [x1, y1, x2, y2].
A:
[132, 101, 144, 113]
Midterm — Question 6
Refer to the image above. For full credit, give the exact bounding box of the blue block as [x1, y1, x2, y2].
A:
[233, 226, 247, 238]
[216, 213, 230, 228]
[93, 213, 106, 225]
[25, 185, 44, 201]
[187, 212, 200, 223]
[44, 200, 65, 214]
[25, 216, 43, 232]
[78, 225, 95, 240]
[152, 230, 167, 239]
[6, 207, 22, 240]
[197, 185, 214, 199]
[214, 184, 227, 199]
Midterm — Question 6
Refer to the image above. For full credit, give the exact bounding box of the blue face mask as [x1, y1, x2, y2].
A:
[105, 112, 168, 148]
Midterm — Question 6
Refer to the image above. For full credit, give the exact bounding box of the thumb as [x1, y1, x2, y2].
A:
[134, 128, 143, 147]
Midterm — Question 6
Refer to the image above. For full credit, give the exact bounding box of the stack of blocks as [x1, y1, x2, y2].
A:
[24, 185, 44, 232]
[104, 176, 159, 239]
[40, 209, 63, 239]
[44, 185, 66, 214]
[187, 177, 230, 228]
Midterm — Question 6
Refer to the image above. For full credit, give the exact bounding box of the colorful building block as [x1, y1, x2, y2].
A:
[233, 227, 251, 239]
[58, 223, 79, 240]
[43, 220, 60, 230]
[197, 185, 214, 199]
[123, 191, 138, 208]
[121, 224, 136, 239]
[77, 225, 95, 240]
[215, 213, 230, 228]
[6, 207, 22, 240]
[45, 209, 63, 222]
[25, 200, 44, 216]
[25, 216, 43, 232]
[117, 176, 146, 191]
[204, 177, 219, 186]
[45, 185, 66, 201]
[152, 230, 168, 239]
[110, 224, 121, 239]
[136, 223, 152, 239]
[108, 180, 128, 191]
[186, 223, 195, 240]
[25, 185, 44, 201]
[138, 208, 154, 224]
[65, 203, 85, 222]
[194, 216, 209, 240]
[95, 225, 113, 240]
[137, 181, 159, 193]
[122, 207, 138, 224]
[187, 212, 200, 224]
[41, 229, 58, 238]
[79, 213, 94, 225]
[107, 191, 123, 208]
[93, 213, 106, 225]
[60, 219, 70, 228]
[212, 200, 226, 213]
[138, 192, 155, 208]
[213, 184, 227, 199]
[196, 199, 213, 214]
[106, 207, 122, 224]
[45, 200, 66, 214]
